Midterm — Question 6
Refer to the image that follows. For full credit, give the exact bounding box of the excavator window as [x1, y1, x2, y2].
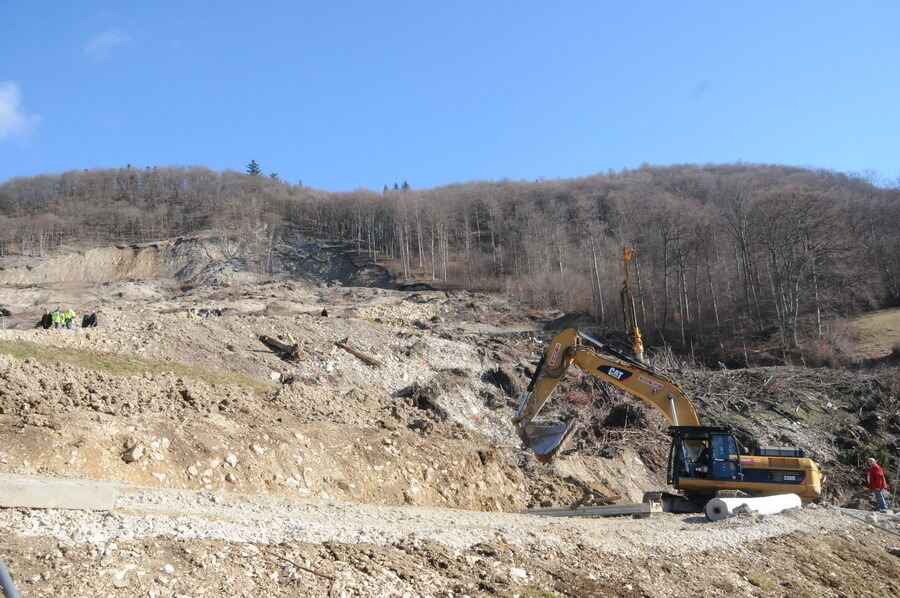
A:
[709, 434, 741, 480]
[670, 430, 742, 482]
[680, 440, 711, 477]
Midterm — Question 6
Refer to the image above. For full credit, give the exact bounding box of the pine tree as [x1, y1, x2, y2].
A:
[401, 180, 410, 191]
[246, 160, 262, 176]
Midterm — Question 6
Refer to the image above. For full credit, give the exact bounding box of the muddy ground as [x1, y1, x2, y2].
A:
[0, 231, 897, 596]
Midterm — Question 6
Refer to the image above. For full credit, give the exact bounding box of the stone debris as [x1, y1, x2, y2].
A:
[121, 444, 144, 463]
[0, 232, 897, 596]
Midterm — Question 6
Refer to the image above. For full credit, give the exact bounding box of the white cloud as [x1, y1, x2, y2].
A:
[84, 29, 129, 62]
[0, 82, 40, 141]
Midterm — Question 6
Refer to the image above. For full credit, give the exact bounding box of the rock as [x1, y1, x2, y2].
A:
[225, 473, 237, 483]
[225, 454, 239, 467]
[187, 465, 199, 477]
[490, 366, 524, 398]
[408, 419, 433, 435]
[509, 567, 528, 580]
[152, 472, 167, 482]
[122, 444, 144, 463]
[251, 444, 265, 455]
[163, 564, 175, 575]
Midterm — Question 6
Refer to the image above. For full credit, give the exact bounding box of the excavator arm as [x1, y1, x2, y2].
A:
[512, 328, 700, 462]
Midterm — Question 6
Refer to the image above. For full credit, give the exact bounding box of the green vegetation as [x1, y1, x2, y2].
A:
[246, 159, 262, 176]
[508, 589, 558, 598]
[744, 570, 778, 592]
[0, 340, 273, 394]
[843, 434, 895, 473]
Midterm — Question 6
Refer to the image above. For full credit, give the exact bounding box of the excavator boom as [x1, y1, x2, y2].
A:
[512, 328, 699, 462]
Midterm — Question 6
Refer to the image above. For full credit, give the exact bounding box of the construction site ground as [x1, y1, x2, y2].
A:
[0, 232, 898, 597]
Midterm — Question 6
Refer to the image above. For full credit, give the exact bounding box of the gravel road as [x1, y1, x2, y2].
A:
[1, 480, 860, 558]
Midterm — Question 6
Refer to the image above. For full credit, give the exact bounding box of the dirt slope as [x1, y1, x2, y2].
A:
[0, 231, 897, 596]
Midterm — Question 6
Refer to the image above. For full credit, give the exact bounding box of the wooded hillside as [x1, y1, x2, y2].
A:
[2, 163, 898, 362]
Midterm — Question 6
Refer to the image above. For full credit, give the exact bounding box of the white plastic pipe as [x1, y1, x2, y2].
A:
[704, 493, 802, 521]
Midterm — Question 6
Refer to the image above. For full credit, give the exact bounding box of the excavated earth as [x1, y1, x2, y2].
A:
[0, 232, 898, 597]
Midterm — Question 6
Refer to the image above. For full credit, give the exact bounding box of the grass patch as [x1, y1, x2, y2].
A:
[0, 340, 274, 395]
[509, 589, 558, 598]
[794, 406, 852, 426]
[744, 570, 778, 592]
[721, 413, 751, 427]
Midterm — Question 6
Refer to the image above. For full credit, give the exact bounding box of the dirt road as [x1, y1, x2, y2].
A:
[3, 478, 898, 597]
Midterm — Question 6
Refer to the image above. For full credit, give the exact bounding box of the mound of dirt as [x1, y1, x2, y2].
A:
[1, 231, 898, 596]
[0, 354, 256, 419]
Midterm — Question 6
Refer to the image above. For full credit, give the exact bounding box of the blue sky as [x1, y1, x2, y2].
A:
[2, 2, 899, 190]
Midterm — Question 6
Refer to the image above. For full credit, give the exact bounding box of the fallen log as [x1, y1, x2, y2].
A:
[336, 338, 383, 367]
[259, 334, 300, 361]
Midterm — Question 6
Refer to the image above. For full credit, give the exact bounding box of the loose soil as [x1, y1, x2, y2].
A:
[0, 232, 897, 596]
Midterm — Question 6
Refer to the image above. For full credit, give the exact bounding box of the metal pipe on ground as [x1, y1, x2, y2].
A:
[830, 506, 900, 538]
[891, 457, 899, 510]
[0, 558, 20, 598]
[704, 493, 802, 521]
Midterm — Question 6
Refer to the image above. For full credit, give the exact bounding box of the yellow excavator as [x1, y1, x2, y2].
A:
[511, 327, 822, 510]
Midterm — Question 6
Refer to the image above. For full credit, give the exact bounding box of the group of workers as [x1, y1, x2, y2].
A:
[37, 308, 98, 330]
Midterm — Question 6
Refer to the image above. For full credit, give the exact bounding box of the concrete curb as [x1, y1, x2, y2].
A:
[0, 474, 117, 511]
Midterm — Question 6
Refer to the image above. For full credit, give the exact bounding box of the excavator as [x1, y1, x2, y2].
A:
[513, 248, 822, 510]
[511, 327, 823, 511]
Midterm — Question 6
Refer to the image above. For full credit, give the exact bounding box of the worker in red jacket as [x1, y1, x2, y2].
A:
[866, 457, 890, 511]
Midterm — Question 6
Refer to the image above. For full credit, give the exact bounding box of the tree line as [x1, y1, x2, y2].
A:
[1, 163, 898, 361]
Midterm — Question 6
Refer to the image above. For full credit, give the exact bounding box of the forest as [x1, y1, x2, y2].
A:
[2, 163, 898, 363]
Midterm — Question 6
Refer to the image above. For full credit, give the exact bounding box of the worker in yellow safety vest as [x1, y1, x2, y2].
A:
[64, 308, 76, 329]
[51, 307, 63, 329]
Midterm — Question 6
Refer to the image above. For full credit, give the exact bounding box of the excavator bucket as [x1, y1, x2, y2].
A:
[520, 421, 577, 463]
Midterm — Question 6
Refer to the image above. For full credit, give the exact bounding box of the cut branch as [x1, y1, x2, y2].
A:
[336, 338, 383, 367]
[259, 334, 300, 361]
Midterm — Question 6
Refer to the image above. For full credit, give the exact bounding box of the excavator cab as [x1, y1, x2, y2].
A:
[668, 427, 743, 491]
